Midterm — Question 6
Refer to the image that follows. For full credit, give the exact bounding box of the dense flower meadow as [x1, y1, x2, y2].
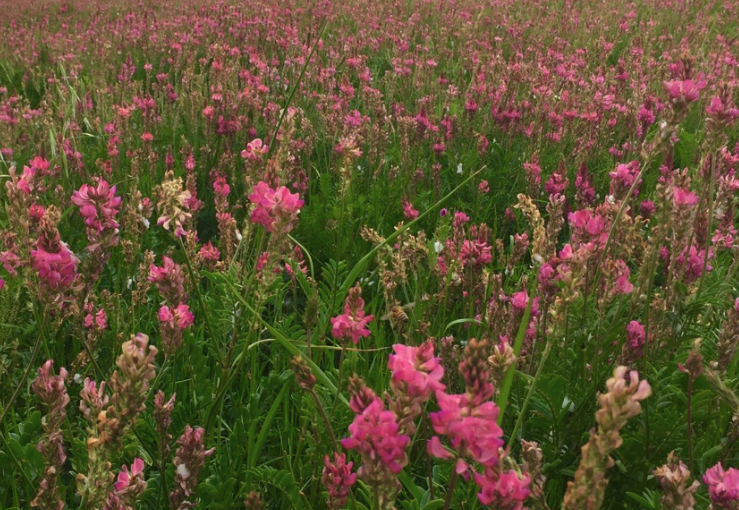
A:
[2, 0, 739, 508]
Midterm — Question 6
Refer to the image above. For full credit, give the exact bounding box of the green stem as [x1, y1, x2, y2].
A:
[496, 287, 534, 425]
[442, 469, 459, 510]
[177, 237, 217, 355]
[507, 331, 555, 448]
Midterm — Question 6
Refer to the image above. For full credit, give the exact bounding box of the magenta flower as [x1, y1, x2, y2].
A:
[113, 458, 145, 493]
[31, 236, 79, 290]
[474, 469, 531, 509]
[330, 284, 374, 345]
[341, 398, 409, 474]
[248, 181, 304, 233]
[427, 391, 504, 474]
[388, 342, 446, 398]
[663, 79, 706, 105]
[71, 179, 122, 248]
[703, 462, 739, 508]
[322, 453, 357, 510]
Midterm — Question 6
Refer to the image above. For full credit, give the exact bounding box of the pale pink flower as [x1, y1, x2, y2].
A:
[241, 138, 269, 160]
[402, 199, 419, 220]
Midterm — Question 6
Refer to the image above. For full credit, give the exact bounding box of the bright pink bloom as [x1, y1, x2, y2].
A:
[113, 458, 145, 493]
[322, 453, 357, 510]
[31, 236, 79, 290]
[330, 284, 374, 345]
[213, 175, 230, 198]
[474, 469, 531, 509]
[71, 179, 122, 235]
[388, 342, 446, 398]
[427, 391, 504, 473]
[663, 79, 706, 104]
[340, 398, 409, 474]
[703, 462, 739, 507]
[248, 182, 304, 233]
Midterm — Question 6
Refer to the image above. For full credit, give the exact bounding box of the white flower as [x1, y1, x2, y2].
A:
[73, 373, 83, 384]
[563, 396, 575, 412]
[176, 464, 191, 479]
[456, 163, 463, 175]
[434, 240, 444, 253]
[141, 217, 150, 229]
[236, 230, 243, 242]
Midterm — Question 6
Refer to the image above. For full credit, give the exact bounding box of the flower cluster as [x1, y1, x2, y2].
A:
[31, 360, 70, 510]
[170, 426, 214, 510]
[248, 181, 304, 233]
[703, 462, 739, 509]
[322, 453, 357, 510]
[71, 178, 122, 253]
[330, 283, 374, 345]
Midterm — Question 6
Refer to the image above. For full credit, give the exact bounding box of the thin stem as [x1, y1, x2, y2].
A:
[507, 332, 555, 449]
[442, 469, 459, 510]
[177, 237, 216, 354]
[0, 312, 46, 428]
[687, 375, 694, 471]
[332, 345, 347, 416]
[310, 389, 338, 451]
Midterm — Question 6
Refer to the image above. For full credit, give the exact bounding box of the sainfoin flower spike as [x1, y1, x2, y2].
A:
[563, 366, 651, 510]
[31, 360, 70, 510]
[248, 181, 304, 233]
[330, 283, 374, 345]
[322, 453, 357, 510]
[170, 426, 215, 510]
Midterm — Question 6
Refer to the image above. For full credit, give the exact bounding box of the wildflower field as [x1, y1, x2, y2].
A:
[2, 0, 739, 508]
